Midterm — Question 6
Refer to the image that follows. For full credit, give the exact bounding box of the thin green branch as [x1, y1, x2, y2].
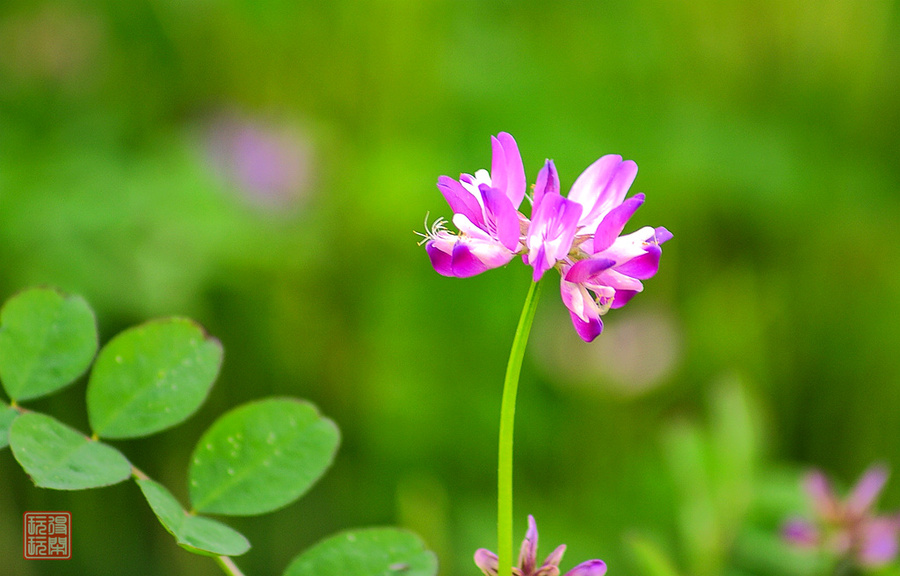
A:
[215, 555, 246, 576]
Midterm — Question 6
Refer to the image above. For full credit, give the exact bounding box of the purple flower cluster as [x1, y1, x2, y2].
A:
[783, 465, 900, 567]
[421, 133, 671, 342]
[475, 515, 607, 576]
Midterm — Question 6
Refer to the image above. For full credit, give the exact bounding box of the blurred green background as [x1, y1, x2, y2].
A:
[1, 1, 899, 575]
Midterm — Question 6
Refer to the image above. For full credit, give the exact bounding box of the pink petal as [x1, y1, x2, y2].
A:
[527, 193, 582, 281]
[560, 278, 594, 321]
[804, 471, 841, 521]
[847, 465, 889, 517]
[590, 193, 645, 254]
[533, 159, 560, 210]
[568, 155, 638, 231]
[426, 236, 511, 278]
[589, 269, 644, 293]
[610, 289, 639, 309]
[655, 226, 674, 244]
[598, 226, 663, 267]
[563, 559, 608, 576]
[425, 241, 455, 277]
[782, 518, 820, 547]
[518, 515, 539, 575]
[480, 184, 521, 252]
[542, 544, 567, 569]
[859, 517, 900, 566]
[469, 240, 516, 270]
[493, 132, 526, 208]
[475, 548, 499, 576]
[560, 281, 604, 341]
[490, 135, 509, 202]
[437, 175, 485, 228]
[614, 244, 662, 280]
[569, 310, 603, 342]
[449, 242, 490, 277]
[452, 215, 494, 244]
[568, 155, 620, 208]
[564, 258, 616, 284]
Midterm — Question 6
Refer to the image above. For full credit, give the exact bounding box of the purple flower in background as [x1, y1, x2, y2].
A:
[204, 112, 312, 210]
[422, 132, 527, 278]
[475, 515, 607, 576]
[783, 465, 900, 567]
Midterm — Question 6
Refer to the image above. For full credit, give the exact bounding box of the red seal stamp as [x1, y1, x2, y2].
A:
[23, 512, 71, 560]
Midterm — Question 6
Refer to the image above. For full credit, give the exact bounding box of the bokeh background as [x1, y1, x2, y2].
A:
[1, 1, 899, 575]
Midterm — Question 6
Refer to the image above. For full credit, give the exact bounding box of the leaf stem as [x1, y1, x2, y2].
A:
[214, 555, 246, 576]
[497, 280, 542, 576]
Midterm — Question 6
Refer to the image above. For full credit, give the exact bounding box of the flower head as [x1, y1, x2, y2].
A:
[421, 133, 671, 341]
[783, 465, 900, 567]
[475, 515, 607, 576]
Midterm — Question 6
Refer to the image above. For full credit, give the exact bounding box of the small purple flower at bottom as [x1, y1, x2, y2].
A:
[783, 465, 900, 567]
[475, 515, 607, 576]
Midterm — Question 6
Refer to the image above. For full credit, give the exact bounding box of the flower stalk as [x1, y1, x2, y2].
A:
[497, 280, 542, 576]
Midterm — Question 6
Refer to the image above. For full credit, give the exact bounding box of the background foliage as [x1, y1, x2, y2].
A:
[1, 1, 899, 575]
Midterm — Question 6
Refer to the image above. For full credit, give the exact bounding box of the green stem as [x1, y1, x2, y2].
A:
[497, 280, 542, 576]
[214, 556, 246, 576]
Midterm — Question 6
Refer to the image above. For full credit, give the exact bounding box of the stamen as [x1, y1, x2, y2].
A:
[431, 216, 448, 235]
[415, 213, 450, 246]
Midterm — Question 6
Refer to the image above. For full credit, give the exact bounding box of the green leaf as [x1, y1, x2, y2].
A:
[87, 318, 223, 439]
[189, 398, 340, 516]
[625, 534, 683, 576]
[0, 287, 97, 402]
[733, 525, 828, 575]
[709, 379, 759, 532]
[136, 477, 250, 557]
[284, 528, 438, 576]
[9, 412, 131, 489]
[661, 421, 720, 574]
[180, 516, 250, 557]
[0, 403, 19, 449]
